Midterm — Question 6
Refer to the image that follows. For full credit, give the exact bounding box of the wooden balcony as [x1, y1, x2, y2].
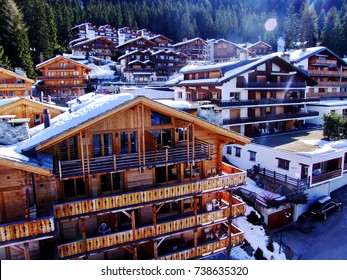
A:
[0, 83, 29, 90]
[306, 91, 347, 98]
[47, 66, 76, 70]
[54, 170, 247, 221]
[37, 75, 87, 80]
[158, 225, 244, 260]
[311, 169, 342, 185]
[213, 97, 319, 108]
[56, 208, 245, 259]
[223, 111, 319, 125]
[243, 81, 307, 89]
[311, 58, 337, 66]
[36, 83, 88, 90]
[0, 217, 55, 247]
[309, 70, 347, 78]
[57, 140, 212, 179]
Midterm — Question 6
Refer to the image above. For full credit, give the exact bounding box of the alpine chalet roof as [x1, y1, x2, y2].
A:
[172, 37, 206, 47]
[116, 36, 156, 49]
[288, 46, 347, 66]
[16, 93, 251, 153]
[0, 67, 35, 84]
[174, 54, 317, 86]
[71, 36, 116, 48]
[36, 55, 92, 70]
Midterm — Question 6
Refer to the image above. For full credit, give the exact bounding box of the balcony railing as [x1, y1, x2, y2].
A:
[0, 216, 55, 246]
[309, 70, 347, 78]
[53, 171, 246, 221]
[242, 81, 307, 89]
[0, 83, 29, 89]
[47, 66, 76, 70]
[311, 169, 342, 185]
[223, 111, 319, 125]
[213, 97, 319, 108]
[306, 91, 347, 98]
[56, 209, 244, 259]
[37, 75, 87, 80]
[316, 81, 347, 86]
[36, 83, 88, 90]
[312, 58, 337, 66]
[158, 226, 244, 260]
[57, 140, 212, 179]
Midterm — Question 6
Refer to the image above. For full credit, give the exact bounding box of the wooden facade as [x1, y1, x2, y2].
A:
[0, 97, 66, 128]
[172, 38, 207, 61]
[70, 37, 117, 61]
[35, 55, 91, 101]
[0, 95, 251, 259]
[0, 67, 34, 97]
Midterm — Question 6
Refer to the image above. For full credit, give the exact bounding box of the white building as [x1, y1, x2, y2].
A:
[224, 129, 347, 226]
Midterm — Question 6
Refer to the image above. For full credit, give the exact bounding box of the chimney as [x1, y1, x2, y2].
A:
[239, 50, 249, 61]
[43, 109, 51, 128]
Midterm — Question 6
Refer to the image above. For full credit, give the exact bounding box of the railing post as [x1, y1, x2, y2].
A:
[58, 161, 62, 178]
[113, 154, 117, 171]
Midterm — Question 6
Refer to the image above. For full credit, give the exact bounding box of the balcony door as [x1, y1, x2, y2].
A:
[93, 133, 112, 157]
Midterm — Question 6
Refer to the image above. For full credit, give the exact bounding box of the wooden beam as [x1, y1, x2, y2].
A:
[153, 240, 158, 260]
[122, 210, 131, 219]
[80, 132, 85, 176]
[81, 218, 88, 259]
[0, 158, 51, 176]
[24, 242, 30, 260]
[153, 205, 157, 236]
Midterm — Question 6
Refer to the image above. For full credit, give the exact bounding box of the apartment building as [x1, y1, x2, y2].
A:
[0, 93, 251, 260]
[168, 53, 318, 137]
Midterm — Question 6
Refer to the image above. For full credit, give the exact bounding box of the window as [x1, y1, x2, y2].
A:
[34, 114, 41, 126]
[151, 110, 171, 125]
[156, 164, 178, 183]
[177, 91, 183, 98]
[60, 136, 77, 160]
[234, 147, 241, 157]
[63, 178, 86, 199]
[277, 158, 290, 170]
[101, 173, 122, 194]
[226, 146, 232, 155]
[120, 131, 138, 153]
[152, 129, 172, 148]
[93, 133, 112, 157]
[230, 92, 240, 100]
[249, 151, 256, 162]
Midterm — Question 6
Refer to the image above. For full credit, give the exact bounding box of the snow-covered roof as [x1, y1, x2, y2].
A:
[36, 55, 92, 70]
[247, 40, 272, 49]
[308, 100, 347, 107]
[287, 46, 347, 65]
[16, 93, 135, 152]
[116, 36, 156, 48]
[72, 36, 116, 48]
[120, 86, 174, 100]
[175, 53, 315, 86]
[172, 37, 206, 47]
[155, 99, 192, 109]
[0, 67, 35, 84]
[87, 62, 116, 79]
[0, 97, 20, 107]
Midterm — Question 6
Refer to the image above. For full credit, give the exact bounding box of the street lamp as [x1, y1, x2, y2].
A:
[279, 211, 291, 254]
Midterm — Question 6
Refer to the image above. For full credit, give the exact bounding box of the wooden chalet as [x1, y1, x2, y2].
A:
[149, 34, 173, 50]
[246, 41, 272, 57]
[0, 97, 66, 128]
[208, 39, 248, 63]
[0, 93, 251, 260]
[172, 38, 207, 61]
[0, 67, 34, 97]
[116, 37, 157, 56]
[35, 55, 91, 101]
[70, 37, 117, 61]
[289, 47, 347, 98]
[118, 50, 188, 83]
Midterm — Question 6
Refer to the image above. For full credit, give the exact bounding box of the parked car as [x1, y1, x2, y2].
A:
[308, 196, 343, 221]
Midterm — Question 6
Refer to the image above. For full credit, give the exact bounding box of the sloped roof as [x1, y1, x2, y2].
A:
[0, 67, 35, 84]
[71, 36, 116, 48]
[116, 36, 156, 49]
[36, 55, 92, 70]
[172, 37, 206, 47]
[16, 93, 251, 153]
[176, 54, 317, 86]
[287, 46, 347, 66]
[0, 97, 68, 113]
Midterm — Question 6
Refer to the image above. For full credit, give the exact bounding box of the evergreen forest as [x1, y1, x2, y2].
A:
[0, 0, 346, 79]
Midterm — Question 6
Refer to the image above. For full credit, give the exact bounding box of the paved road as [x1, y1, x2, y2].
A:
[276, 185, 347, 260]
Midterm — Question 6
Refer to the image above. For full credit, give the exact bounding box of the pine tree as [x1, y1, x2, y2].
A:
[0, 44, 12, 70]
[321, 7, 342, 55]
[283, 3, 300, 50]
[299, 0, 319, 47]
[0, 0, 35, 78]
